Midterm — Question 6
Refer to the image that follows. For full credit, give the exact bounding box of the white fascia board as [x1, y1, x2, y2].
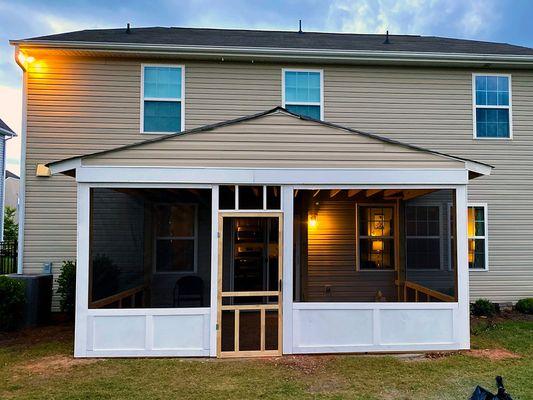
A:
[465, 161, 492, 176]
[48, 158, 81, 175]
[11, 40, 533, 67]
[75, 166, 469, 185]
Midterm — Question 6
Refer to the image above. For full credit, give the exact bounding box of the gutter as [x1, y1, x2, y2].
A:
[10, 40, 533, 67]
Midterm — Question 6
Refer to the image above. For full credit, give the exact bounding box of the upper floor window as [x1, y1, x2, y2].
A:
[283, 69, 323, 120]
[468, 204, 488, 270]
[473, 74, 512, 139]
[141, 65, 184, 133]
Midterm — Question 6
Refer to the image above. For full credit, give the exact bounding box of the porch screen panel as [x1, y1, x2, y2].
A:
[403, 190, 456, 302]
[89, 188, 212, 309]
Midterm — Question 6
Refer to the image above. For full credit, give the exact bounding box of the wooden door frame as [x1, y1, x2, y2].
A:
[217, 211, 283, 358]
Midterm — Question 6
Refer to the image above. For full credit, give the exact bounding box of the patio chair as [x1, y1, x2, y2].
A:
[173, 276, 204, 307]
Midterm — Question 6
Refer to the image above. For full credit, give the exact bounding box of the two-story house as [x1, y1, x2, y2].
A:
[10, 27, 532, 358]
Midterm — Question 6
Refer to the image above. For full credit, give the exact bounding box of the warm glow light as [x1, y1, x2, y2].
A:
[372, 240, 383, 252]
[17, 51, 35, 71]
[468, 239, 475, 263]
[308, 213, 318, 229]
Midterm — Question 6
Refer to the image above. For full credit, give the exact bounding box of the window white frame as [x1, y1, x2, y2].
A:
[140, 64, 185, 134]
[405, 204, 445, 271]
[282, 68, 324, 120]
[467, 202, 489, 271]
[153, 202, 198, 274]
[472, 73, 512, 140]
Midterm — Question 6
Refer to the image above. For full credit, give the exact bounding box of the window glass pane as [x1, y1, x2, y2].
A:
[406, 238, 441, 269]
[475, 75, 509, 106]
[219, 185, 236, 210]
[266, 186, 281, 210]
[476, 108, 509, 138]
[284, 71, 321, 102]
[360, 207, 394, 237]
[144, 101, 181, 132]
[156, 239, 195, 272]
[144, 66, 181, 99]
[360, 238, 394, 270]
[285, 104, 321, 120]
[238, 186, 263, 209]
[468, 238, 485, 269]
[155, 204, 195, 237]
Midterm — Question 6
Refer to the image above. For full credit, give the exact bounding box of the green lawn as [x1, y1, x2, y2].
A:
[1, 318, 532, 400]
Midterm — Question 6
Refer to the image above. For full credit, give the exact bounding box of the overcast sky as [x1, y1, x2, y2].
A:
[1, 0, 532, 174]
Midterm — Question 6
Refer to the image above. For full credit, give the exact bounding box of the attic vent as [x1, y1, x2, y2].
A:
[126, 23, 131, 34]
[383, 30, 390, 44]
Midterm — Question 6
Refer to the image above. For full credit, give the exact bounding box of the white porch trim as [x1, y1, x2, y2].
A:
[73, 166, 471, 185]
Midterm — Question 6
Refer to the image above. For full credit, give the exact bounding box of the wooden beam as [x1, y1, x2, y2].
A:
[347, 189, 362, 198]
[402, 189, 436, 201]
[313, 189, 321, 198]
[365, 189, 382, 197]
[329, 189, 341, 198]
[384, 189, 403, 197]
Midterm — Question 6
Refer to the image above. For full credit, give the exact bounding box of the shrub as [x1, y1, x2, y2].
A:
[57, 260, 76, 318]
[0, 275, 25, 331]
[471, 298, 497, 317]
[3, 206, 18, 242]
[515, 298, 533, 314]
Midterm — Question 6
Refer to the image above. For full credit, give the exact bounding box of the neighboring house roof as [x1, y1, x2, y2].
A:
[5, 170, 19, 179]
[0, 118, 16, 137]
[16, 27, 533, 56]
[47, 107, 492, 178]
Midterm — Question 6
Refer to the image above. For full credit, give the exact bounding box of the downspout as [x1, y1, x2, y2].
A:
[14, 45, 27, 274]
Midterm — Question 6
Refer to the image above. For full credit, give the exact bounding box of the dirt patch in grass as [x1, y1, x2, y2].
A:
[22, 355, 99, 376]
[266, 355, 334, 375]
[466, 348, 521, 361]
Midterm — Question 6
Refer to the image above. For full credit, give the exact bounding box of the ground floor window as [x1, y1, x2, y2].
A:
[293, 188, 457, 303]
[89, 188, 211, 309]
[468, 204, 488, 270]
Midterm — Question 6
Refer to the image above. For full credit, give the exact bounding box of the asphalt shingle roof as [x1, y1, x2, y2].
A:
[22, 27, 533, 56]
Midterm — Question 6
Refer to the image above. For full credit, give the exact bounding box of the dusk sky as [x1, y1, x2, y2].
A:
[1, 0, 533, 174]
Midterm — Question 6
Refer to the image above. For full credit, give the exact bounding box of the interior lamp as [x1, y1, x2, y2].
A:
[372, 240, 383, 252]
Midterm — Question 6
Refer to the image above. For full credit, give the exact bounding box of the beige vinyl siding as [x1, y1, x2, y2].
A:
[83, 112, 464, 168]
[22, 55, 533, 305]
[305, 200, 397, 302]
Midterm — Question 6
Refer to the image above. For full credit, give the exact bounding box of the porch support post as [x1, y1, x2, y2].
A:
[74, 183, 90, 357]
[209, 185, 219, 357]
[455, 185, 470, 349]
[282, 186, 294, 354]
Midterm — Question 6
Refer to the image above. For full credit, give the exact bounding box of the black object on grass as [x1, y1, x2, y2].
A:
[470, 376, 513, 400]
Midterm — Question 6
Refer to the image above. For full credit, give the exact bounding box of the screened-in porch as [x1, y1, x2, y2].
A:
[293, 188, 457, 304]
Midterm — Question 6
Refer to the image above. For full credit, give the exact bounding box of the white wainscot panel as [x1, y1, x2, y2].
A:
[93, 315, 145, 350]
[380, 309, 454, 345]
[86, 308, 211, 357]
[153, 314, 205, 350]
[293, 307, 373, 353]
[291, 303, 460, 354]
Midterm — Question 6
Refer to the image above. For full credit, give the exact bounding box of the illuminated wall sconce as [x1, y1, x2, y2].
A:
[372, 239, 383, 252]
[16, 51, 35, 71]
[308, 212, 318, 229]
